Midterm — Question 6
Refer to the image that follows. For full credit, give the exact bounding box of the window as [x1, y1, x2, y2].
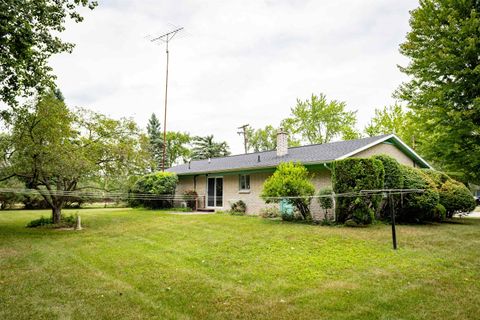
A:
[239, 174, 250, 191]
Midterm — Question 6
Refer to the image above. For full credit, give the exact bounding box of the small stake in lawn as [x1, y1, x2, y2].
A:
[75, 215, 82, 231]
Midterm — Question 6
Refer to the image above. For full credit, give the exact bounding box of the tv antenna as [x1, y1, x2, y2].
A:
[237, 124, 250, 154]
[150, 26, 184, 171]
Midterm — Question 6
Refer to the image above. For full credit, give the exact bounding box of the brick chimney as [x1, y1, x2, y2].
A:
[276, 128, 288, 157]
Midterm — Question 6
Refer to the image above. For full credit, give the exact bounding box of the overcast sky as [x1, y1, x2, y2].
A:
[50, 0, 419, 154]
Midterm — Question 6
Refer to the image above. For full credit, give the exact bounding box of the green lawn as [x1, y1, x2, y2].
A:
[1, 209, 479, 320]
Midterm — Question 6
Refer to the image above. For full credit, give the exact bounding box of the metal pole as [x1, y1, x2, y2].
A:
[389, 193, 397, 250]
[150, 27, 183, 171]
[162, 40, 169, 171]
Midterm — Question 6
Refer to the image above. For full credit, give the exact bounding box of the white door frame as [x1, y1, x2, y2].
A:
[206, 176, 224, 208]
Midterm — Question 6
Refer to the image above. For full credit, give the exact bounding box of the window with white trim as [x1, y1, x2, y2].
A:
[239, 174, 250, 191]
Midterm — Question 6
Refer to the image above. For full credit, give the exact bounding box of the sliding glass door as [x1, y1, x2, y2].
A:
[207, 177, 223, 207]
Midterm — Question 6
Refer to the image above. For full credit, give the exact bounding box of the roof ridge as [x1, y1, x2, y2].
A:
[179, 134, 392, 165]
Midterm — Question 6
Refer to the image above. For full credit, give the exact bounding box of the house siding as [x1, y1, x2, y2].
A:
[175, 170, 332, 218]
[174, 142, 419, 217]
[352, 142, 416, 166]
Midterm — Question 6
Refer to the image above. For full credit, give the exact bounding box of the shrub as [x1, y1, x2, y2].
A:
[183, 190, 197, 210]
[433, 203, 447, 221]
[397, 165, 439, 222]
[422, 169, 450, 189]
[372, 154, 404, 189]
[27, 214, 78, 228]
[261, 162, 315, 221]
[317, 186, 334, 221]
[344, 219, 359, 227]
[439, 180, 476, 218]
[129, 172, 178, 209]
[332, 158, 385, 225]
[259, 205, 281, 218]
[280, 208, 304, 221]
[230, 200, 246, 214]
[317, 187, 333, 211]
[26, 216, 52, 228]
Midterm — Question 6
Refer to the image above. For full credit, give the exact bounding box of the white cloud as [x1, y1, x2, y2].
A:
[50, 0, 418, 154]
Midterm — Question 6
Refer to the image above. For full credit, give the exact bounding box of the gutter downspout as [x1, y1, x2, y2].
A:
[323, 163, 336, 222]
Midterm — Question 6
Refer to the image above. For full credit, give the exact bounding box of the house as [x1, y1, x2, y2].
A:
[167, 132, 431, 216]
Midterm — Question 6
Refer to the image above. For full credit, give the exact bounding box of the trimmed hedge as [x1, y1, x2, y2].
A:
[439, 180, 476, 218]
[372, 154, 404, 220]
[332, 155, 475, 224]
[422, 169, 475, 218]
[129, 172, 178, 209]
[372, 154, 404, 189]
[397, 165, 440, 222]
[332, 158, 384, 224]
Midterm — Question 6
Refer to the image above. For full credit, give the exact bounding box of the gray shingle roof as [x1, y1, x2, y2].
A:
[167, 134, 399, 175]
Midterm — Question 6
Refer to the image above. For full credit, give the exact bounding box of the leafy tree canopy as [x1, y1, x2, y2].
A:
[165, 131, 191, 168]
[0, 0, 97, 106]
[282, 93, 359, 144]
[396, 0, 480, 182]
[0, 91, 148, 222]
[364, 104, 419, 148]
[245, 125, 299, 153]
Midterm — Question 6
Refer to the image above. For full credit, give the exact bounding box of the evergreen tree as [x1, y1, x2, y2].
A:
[191, 135, 230, 160]
[146, 114, 163, 171]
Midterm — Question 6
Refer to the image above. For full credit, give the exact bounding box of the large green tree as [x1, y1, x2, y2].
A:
[165, 131, 191, 168]
[364, 104, 419, 148]
[191, 135, 230, 160]
[397, 0, 480, 181]
[245, 125, 300, 152]
[0, 0, 97, 106]
[283, 93, 358, 144]
[0, 92, 146, 223]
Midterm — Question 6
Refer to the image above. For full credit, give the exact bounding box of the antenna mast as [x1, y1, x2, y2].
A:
[151, 26, 184, 171]
[237, 124, 250, 154]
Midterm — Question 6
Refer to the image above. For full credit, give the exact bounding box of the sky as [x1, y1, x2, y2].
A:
[50, 0, 419, 154]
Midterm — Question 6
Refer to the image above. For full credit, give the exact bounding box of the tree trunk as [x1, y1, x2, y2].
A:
[52, 206, 62, 224]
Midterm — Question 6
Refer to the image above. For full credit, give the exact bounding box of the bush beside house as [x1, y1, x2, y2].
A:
[438, 180, 476, 218]
[317, 186, 334, 222]
[129, 172, 178, 209]
[261, 162, 315, 221]
[332, 158, 385, 225]
[259, 156, 474, 226]
[396, 165, 440, 222]
[371, 155, 404, 220]
[331, 155, 474, 225]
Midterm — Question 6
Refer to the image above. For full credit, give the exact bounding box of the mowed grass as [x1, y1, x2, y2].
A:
[0, 209, 479, 320]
